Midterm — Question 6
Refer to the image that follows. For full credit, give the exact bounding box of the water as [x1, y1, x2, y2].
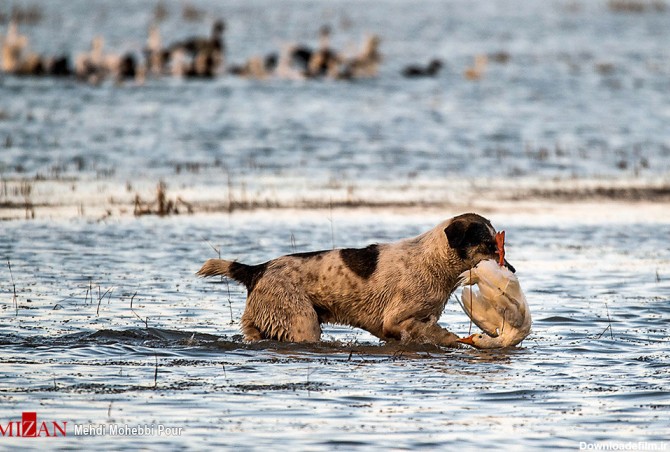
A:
[1, 210, 669, 449]
[1, 0, 670, 449]
[1, 0, 670, 216]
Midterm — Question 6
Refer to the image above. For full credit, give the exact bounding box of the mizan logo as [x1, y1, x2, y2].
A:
[0, 412, 67, 438]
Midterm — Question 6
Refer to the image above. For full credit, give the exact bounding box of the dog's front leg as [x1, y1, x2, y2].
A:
[382, 315, 460, 347]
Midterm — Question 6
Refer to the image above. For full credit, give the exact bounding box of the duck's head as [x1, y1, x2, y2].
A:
[458, 333, 500, 349]
[213, 20, 226, 35]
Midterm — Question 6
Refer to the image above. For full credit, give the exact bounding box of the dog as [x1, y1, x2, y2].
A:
[197, 213, 514, 346]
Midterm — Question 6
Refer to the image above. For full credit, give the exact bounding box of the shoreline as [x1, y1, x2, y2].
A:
[2, 174, 669, 222]
[2, 193, 669, 225]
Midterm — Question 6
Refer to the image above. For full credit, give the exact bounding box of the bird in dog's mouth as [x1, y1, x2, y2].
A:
[457, 230, 532, 349]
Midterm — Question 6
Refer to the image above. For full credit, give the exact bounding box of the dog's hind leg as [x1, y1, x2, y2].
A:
[241, 282, 322, 342]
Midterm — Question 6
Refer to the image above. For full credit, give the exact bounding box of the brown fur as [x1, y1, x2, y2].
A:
[197, 213, 505, 346]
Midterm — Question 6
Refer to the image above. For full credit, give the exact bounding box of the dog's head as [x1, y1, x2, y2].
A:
[444, 213, 515, 273]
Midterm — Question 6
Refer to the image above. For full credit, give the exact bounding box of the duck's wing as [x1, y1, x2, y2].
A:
[498, 280, 532, 330]
[459, 287, 501, 337]
[459, 259, 515, 286]
[480, 260, 516, 289]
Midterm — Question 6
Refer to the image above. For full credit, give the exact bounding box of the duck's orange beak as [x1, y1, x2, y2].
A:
[495, 231, 505, 267]
[457, 335, 476, 346]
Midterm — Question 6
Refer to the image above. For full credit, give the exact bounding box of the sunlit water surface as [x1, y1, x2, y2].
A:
[1, 211, 669, 449]
[1, 0, 670, 449]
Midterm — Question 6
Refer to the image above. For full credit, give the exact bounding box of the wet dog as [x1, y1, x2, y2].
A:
[197, 213, 513, 346]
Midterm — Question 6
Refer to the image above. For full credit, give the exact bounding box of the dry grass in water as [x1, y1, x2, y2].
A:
[134, 181, 193, 216]
[8, 260, 18, 315]
[130, 292, 149, 328]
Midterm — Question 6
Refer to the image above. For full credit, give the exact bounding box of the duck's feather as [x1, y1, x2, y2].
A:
[459, 286, 501, 337]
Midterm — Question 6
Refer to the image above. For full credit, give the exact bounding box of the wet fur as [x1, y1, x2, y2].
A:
[197, 213, 502, 346]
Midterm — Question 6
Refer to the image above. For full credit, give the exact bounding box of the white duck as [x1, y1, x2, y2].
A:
[457, 232, 532, 348]
[2, 20, 29, 73]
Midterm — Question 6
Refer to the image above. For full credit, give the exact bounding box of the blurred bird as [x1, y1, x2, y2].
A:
[144, 24, 166, 75]
[402, 58, 442, 78]
[307, 25, 341, 78]
[167, 19, 226, 77]
[75, 36, 107, 84]
[464, 54, 487, 81]
[274, 44, 307, 80]
[1, 20, 29, 73]
[339, 34, 381, 79]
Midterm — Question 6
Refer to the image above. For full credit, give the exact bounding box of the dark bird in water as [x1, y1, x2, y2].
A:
[402, 59, 443, 78]
[45, 55, 72, 76]
[169, 19, 226, 56]
[167, 19, 226, 77]
[263, 53, 279, 73]
[118, 53, 137, 79]
[289, 45, 312, 74]
[306, 25, 341, 78]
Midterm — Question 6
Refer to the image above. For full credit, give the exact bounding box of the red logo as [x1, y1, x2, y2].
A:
[0, 412, 67, 437]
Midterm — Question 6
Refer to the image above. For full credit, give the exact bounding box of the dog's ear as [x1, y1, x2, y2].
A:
[444, 219, 468, 250]
[445, 219, 491, 259]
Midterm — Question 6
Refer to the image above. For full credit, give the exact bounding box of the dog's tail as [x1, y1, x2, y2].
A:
[197, 259, 234, 278]
[196, 258, 265, 290]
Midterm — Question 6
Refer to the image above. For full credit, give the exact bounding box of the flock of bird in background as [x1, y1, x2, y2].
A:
[0, 14, 503, 85]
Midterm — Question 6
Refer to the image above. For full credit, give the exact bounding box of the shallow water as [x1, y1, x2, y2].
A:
[1, 211, 669, 449]
[1, 0, 670, 449]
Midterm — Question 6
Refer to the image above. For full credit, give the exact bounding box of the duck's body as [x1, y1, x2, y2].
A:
[464, 54, 487, 81]
[1, 21, 28, 73]
[339, 34, 381, 79]
[167, 20, 225, 77]
[307, 25, 341, 78]
[402, 59, 442, 78]
[145, 24, 166, 75]
[458, 259, 531, 348]
[74, 36, 108, 84]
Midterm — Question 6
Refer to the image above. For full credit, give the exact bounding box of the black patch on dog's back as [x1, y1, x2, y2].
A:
[289, 250, 328, 259]
[340, 244, 379, 279]
[229, 262, 268, 294]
